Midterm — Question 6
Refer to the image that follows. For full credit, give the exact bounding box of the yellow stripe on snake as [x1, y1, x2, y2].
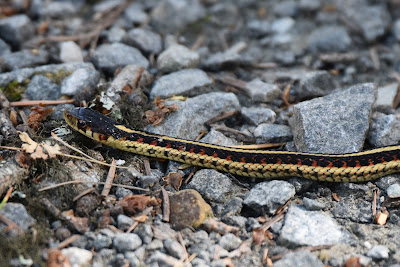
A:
[64, 107, 400, 182]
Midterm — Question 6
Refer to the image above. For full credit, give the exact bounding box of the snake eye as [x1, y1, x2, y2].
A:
[77, 120, 86, 129]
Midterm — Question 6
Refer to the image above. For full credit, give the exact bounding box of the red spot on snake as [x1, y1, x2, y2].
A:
[276, 158, 282, 165]
[368, 159, 374, 166]
[178, 146, 184, 151]
[312, 160, 318, 167]
[199, 149, 206, 155]
[260, 158, 267, 164]
[212, 152, 218, 158]
[136, 138, 144, 143]
[355, 160, 361, 167]
[225, 155, 232, 161]
[165, 143, 172, 148]
[150, 140, 157, 146]
[189, 147, 195, 153]
[342, 161, 348, 168]
[240, 157, 246, 163]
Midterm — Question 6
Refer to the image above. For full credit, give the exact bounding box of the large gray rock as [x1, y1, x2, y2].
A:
[280, 205, 353, 246]
[243, 181, 295, 215]
[274, 250, 324, 267]
[146, 92, 240, 140]
[289, 83, 376, 153]
[0, 14, 34, 49]
[150, 69, 213, 98]
[307, 26, 352, 52]
[91, 43, 149, 75]
[157, 44, 199, 73]
[1, 49, 48, 71]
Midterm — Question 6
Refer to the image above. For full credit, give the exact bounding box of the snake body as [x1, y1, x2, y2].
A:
[64, 107, 400, 182]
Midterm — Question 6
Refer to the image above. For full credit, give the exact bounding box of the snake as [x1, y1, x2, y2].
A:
[63, 107, 400, 182]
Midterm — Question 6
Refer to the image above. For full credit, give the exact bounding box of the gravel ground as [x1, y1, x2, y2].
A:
[1, 0, 400, 266]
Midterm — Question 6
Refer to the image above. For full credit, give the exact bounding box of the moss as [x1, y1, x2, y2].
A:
[33, 68, 71, 85]
[1, 80, 30, 101]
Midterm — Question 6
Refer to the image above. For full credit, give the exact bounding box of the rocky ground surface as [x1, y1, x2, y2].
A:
[1, 0, 400, 266]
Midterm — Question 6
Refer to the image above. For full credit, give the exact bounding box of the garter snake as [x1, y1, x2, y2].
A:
[64, 107, 400, 182]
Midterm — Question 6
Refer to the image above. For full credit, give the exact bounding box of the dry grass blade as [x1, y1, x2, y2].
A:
[161, 187, 170, 222]
[229, 142, 286, 149]
[51, 132, 98, 162]
[38, 180, 149, 192]
[101, 159, 116, 197]
[10, 99, 74, 107]
[73, 187, 95, 202]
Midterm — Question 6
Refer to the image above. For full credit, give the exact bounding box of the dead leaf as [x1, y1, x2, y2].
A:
[163, 172, 182, 190]
[375, 211, 389, 225]
[344, 256, 361, 267]
[332, 193, 341, 202]
[15, 152, 31, 168]
[120, 194, 161, 215]
[47, 248, 71, 267]
[31, 145, 48, 160]
[27, 106, 53, 131]
[42, 143, 62, 158]
[145, 97, 179, 126]
[19, 132, 38, 153]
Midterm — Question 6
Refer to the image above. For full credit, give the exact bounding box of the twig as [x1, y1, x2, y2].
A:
[369, 47, 380, 71]
[161, 187, 170, 222]
[0, 213, 24, 234]
[38, 180, 149, 192]
[73, 187, 95, 202]
[101, 159, 116, 197]
[270, 245, 333, 261]
[57, 234, 81, 249]
[10, 99, 74, 107]
[372, 188, 379, 218]
[18, 110, 34, 136]
[204, 111, 238, 126]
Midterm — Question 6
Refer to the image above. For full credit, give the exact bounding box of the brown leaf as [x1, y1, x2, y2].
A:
[345, 257, 361, 267]
[42, 143, 62, 158]
[120, 194, 161, 215]
[332, 193, 341, 202]
[163, 172, 182, 190]
[47, 248, 71, 267]
[31, 145, 48, 160]
[19, 132, 38, 153]
[15, 152, 31, 168]
[145, 97, 179, 126]
[28, 106, 53, 131]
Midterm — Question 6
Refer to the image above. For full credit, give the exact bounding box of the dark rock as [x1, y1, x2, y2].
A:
[26, 75, 61, 100]
[0, 14, 34, 49]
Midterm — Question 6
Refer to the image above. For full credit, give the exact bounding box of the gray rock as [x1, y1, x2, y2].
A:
[247, 20, 271, 37]
[299, 0, 320, 11]
[150, 68, 213, 98]
[243, 181, 295, 215]
[40, 1, 78, 18]
[331, 197, 372, 223]
[244, 79, 282, 103]
[272, 17, 295, 34]
[60, 65, 100, 95]
[289, 83, 376, 153]
[187, 169, 239, 203]
[61, 247, 93, 266]
[112, 233, 142, 252]
[124, 3, 148, 25]
[297, 70, 336, 98]
[0, 203, 36, 236]
[0, 38, 10, 56]
[218, 233, 241, 251]
[91, 43, 149, 75]
[375, 174, 400, 191]
[366, 245, 389, 259]
[222, 197, 243, 217]
[280, 205, 352, 246]
[151, 0, 206, 34]
[274, 50, 296, 65]
[146, 251, 182, 266]
[146, 239, 164, 251]
[368, 114, 400, 147]
[202, 50, 242, 71]
[0, 62, 96, 88]
[124, 28, 162, 55]
[394, 20, 400, 41]
[157, 44, 199, 73]
[117, 214, 134, 231]
[124, 251, 140, 267]
[146, 92, 240, 140]
[273, 1, 298, 17]
[387, 184, 400, 198]
[104, 27, 126, 43]
[221, 215, 247, 228]
[26, 75, 61, 100]
[339, 3, 390, 42]
[133, 223, 153, 244]
[94, 234, 112, 251]
[164, 239, 185, 259]
[308, 26, 352, 52]
[241, 107, 276, 126]
[254, 124, 293, 143]
[200, 129, 239, 147]
[0, 14, 34, 49]
[274, 250, 324, 267]
[375, 83, 398, 112]
[302, 197, 326, 211]
[1, 49, 49, 71]
[59, 41, 83, 63]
